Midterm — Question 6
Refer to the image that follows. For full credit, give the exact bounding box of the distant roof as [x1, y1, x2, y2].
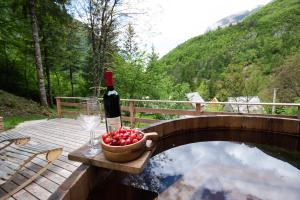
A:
[228, 96, 260, 103]
[225, 96, 265, 113]
[186, 92, 205, 109]
[186, 92, 205, 103]
[210, 97, 219, 102]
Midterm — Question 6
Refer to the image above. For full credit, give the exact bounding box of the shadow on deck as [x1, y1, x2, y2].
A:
[0, 118, 106, 200]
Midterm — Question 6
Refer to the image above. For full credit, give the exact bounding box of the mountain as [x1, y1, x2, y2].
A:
[159, 0, 300, 102]
[207, 6, 262, 31]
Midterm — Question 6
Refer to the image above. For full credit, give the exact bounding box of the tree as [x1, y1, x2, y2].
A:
[77, 0, 120, 96]
[272, 51, 300, 102]
[29, 0, 48, 106]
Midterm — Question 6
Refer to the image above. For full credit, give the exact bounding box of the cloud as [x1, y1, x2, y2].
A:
[125, 141, 300, 200]
[130, 0, 272, 56]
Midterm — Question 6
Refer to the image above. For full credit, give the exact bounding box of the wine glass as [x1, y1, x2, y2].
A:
[78, 97, 101, 157]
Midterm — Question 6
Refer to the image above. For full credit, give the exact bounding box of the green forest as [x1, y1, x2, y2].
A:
[0, 0, 299, 110]
[160, 0, 300, 103]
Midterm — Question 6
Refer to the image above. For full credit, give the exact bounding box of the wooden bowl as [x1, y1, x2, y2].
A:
[101, 132, 159, 163]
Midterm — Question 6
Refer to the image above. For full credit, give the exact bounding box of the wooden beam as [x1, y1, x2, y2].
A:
[0, 117, 3, 133]
[121, 106, 130, 112]
[134, 118, 161, 124]
[60, 102, 80, 107]
[122, 116, 161, 124]
[195, 103, 202, 114]
[56, 98, 62, 118]
[61, 111, 78, 117]
[129, 101, 135, 127]
[135, 107, 200, 116]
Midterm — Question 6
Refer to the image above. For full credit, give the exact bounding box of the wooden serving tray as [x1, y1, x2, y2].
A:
[68, 142, 156, 174]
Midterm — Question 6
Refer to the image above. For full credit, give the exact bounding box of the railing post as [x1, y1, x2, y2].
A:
[56, 97, 62, 118]
[129, 101, 135, 127]
[298, 106, 300, 119]
[195, 103, 202, 115]
[0, 116, 4, 132]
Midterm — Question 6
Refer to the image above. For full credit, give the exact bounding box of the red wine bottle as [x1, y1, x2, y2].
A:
[103, 71, 122, 132]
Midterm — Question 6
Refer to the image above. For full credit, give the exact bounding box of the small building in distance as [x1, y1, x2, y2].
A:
[186, 92, 205, 111]
[224, 96, 265, 114]
[206, 97, 220, 111]
[210, 97, 219, 103]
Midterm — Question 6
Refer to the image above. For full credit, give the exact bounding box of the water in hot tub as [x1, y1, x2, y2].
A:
[122, 141, 300, 200]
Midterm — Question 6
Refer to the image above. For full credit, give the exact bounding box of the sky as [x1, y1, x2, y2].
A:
[128, 0, 272, 57]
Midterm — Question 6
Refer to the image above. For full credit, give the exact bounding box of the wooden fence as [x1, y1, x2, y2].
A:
[0, 117, 4, 132]
[55, 97, 300, 127]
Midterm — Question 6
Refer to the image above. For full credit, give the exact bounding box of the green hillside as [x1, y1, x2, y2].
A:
[160, 0, 300, 102]
[0, 90, 51, 129]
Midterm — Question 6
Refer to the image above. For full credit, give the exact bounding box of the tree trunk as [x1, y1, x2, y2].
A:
[29, 0, 48, 107]
[44, 45, 53, 107]
[69, 65, 74, 97]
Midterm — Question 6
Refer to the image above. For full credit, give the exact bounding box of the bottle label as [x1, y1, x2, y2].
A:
[106, 116, 121, 132]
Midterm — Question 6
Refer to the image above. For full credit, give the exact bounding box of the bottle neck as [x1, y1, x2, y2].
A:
[107, 85, 114, 91]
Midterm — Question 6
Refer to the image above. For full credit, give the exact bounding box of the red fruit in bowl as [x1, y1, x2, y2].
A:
[104, 137, 111, 144]
[120, 139, 126, 146]
[103, 133, 109, 139]
[132, 138, 138, 143]
[111, 139, 119, 146]
[113, 134, 119, 140]
[125, 138, 131, 145]
[136, 134, 143, 140]
[124, 133, 129, 138]
[130, 133, 137, 139]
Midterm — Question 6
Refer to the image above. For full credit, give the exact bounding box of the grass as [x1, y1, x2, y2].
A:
[4, 114, 49, 130]
[0, 90, 60, 130]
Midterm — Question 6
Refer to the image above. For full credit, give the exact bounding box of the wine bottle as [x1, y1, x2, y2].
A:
[103, 71, 122, 132]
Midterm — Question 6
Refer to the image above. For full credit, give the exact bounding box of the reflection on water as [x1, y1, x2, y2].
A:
[123, 142, 300, 200]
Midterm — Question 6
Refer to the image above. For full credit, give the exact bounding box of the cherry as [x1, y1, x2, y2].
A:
[132, 138, 138, 143]
[104, 137, 111, 144]
[125, 138, 131, 145]
[120, 139, 126, 146]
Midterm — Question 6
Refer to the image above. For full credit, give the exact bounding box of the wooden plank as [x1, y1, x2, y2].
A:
[135, 107, 200, 116]
[51, 159, 77, 172]
[60, 102, 80, 107]
[17, 168, 59, 193]
[121, 106, 130, 112]
[25, 182, 51, 200]
[122, 116, 161, 124]
[56, 98, 62, 118]
[1, 181, 18, 195]
[15, 130, 83, 151]
[28, 124, 90, 141]
[61, 111, 78, 116]
[23, 162, 65, 185]
[31, 158, 72, 178]
[134, 117, 161, 124]
[22, 126, 90, 145]
[0, 118, 106, 199]
[13, 189, 38, 200]
[129, 101, 135, 127]
[0, 117, 3, 133]
[68, 143, 156, 174]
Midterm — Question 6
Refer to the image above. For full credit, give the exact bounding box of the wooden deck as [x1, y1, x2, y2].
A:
[0, 118, 106, 200]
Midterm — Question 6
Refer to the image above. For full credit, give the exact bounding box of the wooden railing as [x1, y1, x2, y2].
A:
[55, 97, 300, 127]
[0, 117, 4, 132]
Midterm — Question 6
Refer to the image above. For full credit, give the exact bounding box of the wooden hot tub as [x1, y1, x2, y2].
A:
[50, 115, 300, 200]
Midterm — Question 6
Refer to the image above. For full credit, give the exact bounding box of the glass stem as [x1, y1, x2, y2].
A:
[90, 130, 94, 149]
